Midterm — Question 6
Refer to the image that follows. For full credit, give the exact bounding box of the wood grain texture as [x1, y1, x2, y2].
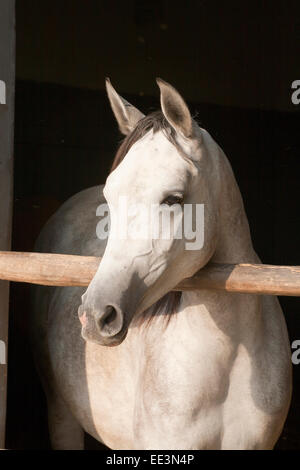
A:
[0, 251, 300, 296]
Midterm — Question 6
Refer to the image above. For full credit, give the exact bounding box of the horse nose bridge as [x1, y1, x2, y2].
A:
[88, 252, 145, 296]
[81, 268, 131, 312]
[80, 241, 149, 317]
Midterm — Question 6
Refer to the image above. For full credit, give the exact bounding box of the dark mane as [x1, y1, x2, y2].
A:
[110, 110, 182, 324]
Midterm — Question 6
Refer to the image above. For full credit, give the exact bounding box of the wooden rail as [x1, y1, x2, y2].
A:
[0, 251, 300, 296]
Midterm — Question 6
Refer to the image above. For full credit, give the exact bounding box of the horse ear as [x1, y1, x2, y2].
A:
[105, 78, 145, 136]
[156, 78, 193, 138]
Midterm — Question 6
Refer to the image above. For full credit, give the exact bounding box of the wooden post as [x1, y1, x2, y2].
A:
[0, 0, 15, 449]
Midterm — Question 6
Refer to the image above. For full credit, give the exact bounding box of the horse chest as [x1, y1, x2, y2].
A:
[47, 294, 290, 449]
[82, 334, 285, 449]
[75, 329, 236, 447]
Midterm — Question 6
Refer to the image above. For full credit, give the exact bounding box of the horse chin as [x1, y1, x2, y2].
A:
[81, 325, 128, 347]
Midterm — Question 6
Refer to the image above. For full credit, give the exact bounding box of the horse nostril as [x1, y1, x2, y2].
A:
[104, 306, 117, 326]
[97, 305, 123, 337]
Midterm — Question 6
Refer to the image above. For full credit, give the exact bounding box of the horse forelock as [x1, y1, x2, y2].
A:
[110, 110, 177, 172]
[109, 110, 182, 325]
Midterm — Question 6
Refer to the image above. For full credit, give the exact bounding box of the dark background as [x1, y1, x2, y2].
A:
[5, 0, 300, 449]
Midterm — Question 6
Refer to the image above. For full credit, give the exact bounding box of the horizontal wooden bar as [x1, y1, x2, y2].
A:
[0, 251, 300, 296]
[176, 263, 300, 296]
[0, 251, 99, 287]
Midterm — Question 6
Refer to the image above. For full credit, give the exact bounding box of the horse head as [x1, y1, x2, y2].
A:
[79, 78, 221, 345]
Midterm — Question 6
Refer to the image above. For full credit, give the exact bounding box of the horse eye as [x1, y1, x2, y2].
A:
[162, 195, 184, 206]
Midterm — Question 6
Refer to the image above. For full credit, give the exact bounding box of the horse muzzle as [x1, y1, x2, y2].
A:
[78, 303, 127, 346]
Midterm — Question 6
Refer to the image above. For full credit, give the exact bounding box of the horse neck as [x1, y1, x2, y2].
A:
[211, 147, 258, 265]
[177, 147, 262, 339]
[138, 146, 262, 348]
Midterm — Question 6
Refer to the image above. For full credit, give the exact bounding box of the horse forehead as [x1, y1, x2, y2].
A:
[116, 132, 188, 183]
[130, 131, 178, 162]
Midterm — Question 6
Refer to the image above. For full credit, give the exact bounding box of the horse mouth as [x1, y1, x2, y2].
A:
[81, 321, 128, 347]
